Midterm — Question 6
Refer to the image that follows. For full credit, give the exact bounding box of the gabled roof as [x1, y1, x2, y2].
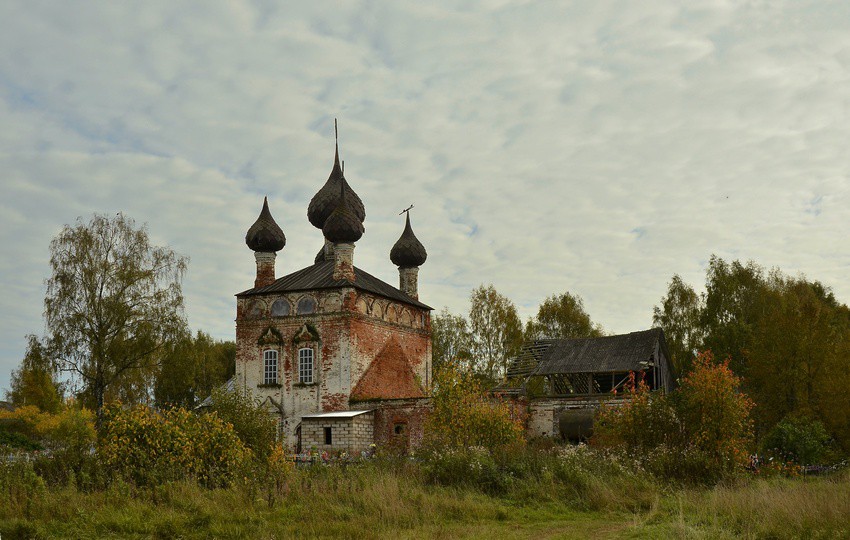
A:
[350, 337, 426, 401]
[237, 259, 432, 310]
[494, 328, 672, 395]
[534, 328, 666, 375]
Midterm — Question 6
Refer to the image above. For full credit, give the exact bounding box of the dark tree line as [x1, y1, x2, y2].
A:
[653, 256, 850, 452]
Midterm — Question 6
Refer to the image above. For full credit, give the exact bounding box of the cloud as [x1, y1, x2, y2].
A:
[2, 1, 850, 391]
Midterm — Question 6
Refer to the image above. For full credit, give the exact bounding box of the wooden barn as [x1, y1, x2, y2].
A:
[495, 328, 675, 441]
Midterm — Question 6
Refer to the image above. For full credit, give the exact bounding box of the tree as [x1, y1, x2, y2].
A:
[208, 387, 277, 462]
[525, 291, 603, 340]
[424, 363, 524, 451]
[653, 256, 850, 453]
[700, 256, 768, 376]
[468, 285, 523, 383]
[7, 335, 63, 413]
[44, 213, 188, 422]
[431, 308, 473, 373]
[155, 331, 236, 409]
[652, 275, 703, 374]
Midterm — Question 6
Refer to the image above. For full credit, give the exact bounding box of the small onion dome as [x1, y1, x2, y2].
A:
[307, 139, 365, 229]
[322, 181, 365, 243]
[245, 197, 286, 252]
[390, 213, 427, 268]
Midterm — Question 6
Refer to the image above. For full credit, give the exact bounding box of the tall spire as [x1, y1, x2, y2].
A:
[307, 119, 365, 229]
[322, 174, 365, 244]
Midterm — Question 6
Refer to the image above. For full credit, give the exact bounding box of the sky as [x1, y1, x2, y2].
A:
[2, 1, 850, 393]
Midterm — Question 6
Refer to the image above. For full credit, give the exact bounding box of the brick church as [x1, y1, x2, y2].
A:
[234, 126, 432, 453]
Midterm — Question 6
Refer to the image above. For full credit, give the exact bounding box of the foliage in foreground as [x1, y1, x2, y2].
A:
[1, 452, 847, 540]
[0, 404, 96, 483]
[594, 351, 754, 483]
[207, 386, 278, 462]
[424, 363, 524, 451]
[99, 404, 250, 488]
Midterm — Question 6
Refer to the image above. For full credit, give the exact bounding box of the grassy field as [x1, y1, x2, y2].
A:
[2, 463, 848, 539]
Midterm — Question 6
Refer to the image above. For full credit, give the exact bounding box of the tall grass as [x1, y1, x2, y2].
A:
[2, 451, 848, 539]
[679, 471, 850, 539]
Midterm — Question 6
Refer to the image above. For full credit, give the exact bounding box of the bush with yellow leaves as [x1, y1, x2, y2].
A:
[98, 404, 250, 488]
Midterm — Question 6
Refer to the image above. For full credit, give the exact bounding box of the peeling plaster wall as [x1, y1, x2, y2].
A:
[235, 287, 432, 451]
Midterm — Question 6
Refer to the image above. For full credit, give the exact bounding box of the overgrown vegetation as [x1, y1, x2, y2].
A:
[1, 452, 847, 539]
[593, 351, 754, 483]
[99, 404, 250, 488]
[423, 363, 524, 451]
[654, 256, 850, 453]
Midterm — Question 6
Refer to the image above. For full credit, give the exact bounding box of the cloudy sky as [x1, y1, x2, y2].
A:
[2, 1, 850, 392]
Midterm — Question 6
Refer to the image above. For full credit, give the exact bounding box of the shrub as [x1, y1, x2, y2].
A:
[0, 404, 97, 484]
[0, 457, 46, 519]
[761, 415, 832, 465]
[594, 351, 754, 483]
[99, 404, 250, 487]
[208, 387, 277, 461]
[424, 363, 525, 451]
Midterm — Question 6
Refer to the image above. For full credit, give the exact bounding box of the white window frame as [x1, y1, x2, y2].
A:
[263, 349, 278, 385]
[298, 347, 314, 384]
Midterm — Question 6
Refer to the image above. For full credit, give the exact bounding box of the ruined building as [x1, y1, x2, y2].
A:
[234, 129, 432, 453]
[496, 328, 674, 441]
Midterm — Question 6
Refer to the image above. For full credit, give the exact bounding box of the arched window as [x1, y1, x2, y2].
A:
[271, 298, 291, 317]
[263, 350, 278, 385]
[297, 296, 317, 315]
[298, 347, 314, 384]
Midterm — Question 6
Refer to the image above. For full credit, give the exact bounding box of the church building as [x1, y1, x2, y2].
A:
[234, 127, 432, 453]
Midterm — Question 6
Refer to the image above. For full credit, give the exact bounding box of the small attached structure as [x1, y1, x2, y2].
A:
[496, 328, 675, 441]
[300, 410, 374, 453]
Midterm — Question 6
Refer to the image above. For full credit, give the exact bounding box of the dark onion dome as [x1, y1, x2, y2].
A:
[390, 213, 427, 268]
[245, 197, 286, 252]
[307, 137, 365, 229]
[322, 181, 364, 243]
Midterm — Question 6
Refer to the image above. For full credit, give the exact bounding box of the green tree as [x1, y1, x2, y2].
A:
[525, 291, 603, 340]
[155, 331, 236, 409]
[652, 275, 703, 374]
[208, 387, 277, 462]
[468, 285, 523, 383]
[44, 213, 188, 422]
[654, 256, 850, 453]
[700, 256, 768, 376]
[431, 308, 473, 373]
[7, 335, 63, 413]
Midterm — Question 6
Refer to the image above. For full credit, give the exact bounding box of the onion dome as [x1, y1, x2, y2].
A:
[307, 124, 365, 229]
[245, 197, 286, 252]
[390, 213, 427, 268]
[322, 181, 365, 243]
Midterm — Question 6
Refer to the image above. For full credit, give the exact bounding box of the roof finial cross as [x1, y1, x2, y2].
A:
[399, 204, 414, 216]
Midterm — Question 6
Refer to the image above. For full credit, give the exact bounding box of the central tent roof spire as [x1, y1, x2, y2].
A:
[307, 119, 365, 229]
